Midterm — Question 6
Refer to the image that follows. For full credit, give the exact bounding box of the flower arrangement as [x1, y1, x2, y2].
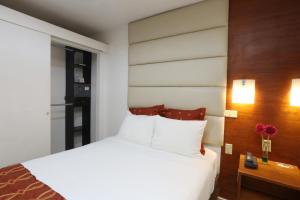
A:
[255, 123, 278, 164]
[256, 123, 278, 139]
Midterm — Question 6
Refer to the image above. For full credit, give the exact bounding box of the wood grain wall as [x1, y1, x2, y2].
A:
[220, 0, 300, 199]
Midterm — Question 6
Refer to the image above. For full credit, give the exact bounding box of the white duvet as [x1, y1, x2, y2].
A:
[23, 137, 217, 200]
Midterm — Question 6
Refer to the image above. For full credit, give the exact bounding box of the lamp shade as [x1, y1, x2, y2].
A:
[232, 79, 255, 104]
[290, 79, 300, 106]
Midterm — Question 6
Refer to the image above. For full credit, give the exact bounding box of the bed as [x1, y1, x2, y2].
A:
[20, 136, 218, 200]
[0, 135, 219, 200]
[1, 109, 222, 200]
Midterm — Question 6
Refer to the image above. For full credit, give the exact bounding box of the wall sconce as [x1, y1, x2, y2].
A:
[232, 79, 255, 104]
[290, 79, 300, 106]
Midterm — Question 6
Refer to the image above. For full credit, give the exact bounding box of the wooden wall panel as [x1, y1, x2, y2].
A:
[220, 0, 300, 199]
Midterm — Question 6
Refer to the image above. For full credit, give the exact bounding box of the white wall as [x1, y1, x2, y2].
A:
[91, 53, 100, 142]
[93, 25, 129, 138]
[51, 45, 66, 154]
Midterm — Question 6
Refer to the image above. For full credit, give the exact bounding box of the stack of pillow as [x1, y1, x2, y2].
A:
[117, 105, 207, 157]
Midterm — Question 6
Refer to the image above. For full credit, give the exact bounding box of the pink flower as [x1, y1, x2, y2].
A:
[256, 123, 265, 135]
[255, 123, 278, 139]
[264, 125, 278, 138]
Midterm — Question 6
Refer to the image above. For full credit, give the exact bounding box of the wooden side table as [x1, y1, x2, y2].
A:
[237, 154, 300, 199]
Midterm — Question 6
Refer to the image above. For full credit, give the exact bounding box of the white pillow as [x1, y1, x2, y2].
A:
[117, 111, 157, 146]
[152, 116, 207, 156]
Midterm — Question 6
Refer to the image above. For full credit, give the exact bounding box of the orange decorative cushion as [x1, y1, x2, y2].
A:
[159, 108, 206, 120]
[129, 105, 164, 116]
[159, 107, 206, 155]
[200, 143, 206, 155]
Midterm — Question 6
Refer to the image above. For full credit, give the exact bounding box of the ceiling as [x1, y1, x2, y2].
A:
[0, 0, 203, 36]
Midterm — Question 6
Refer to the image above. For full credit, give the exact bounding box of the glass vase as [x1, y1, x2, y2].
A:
[261, 139, 270, 164]
[261, 150, 268, 164]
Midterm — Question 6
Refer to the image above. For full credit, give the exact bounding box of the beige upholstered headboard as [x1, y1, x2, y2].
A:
[128, 0, 229, 146]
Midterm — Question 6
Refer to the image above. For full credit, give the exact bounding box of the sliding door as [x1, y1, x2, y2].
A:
[0, 20, 51, 167]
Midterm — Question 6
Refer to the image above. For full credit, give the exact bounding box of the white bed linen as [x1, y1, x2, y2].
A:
[23, 137, 218, 200]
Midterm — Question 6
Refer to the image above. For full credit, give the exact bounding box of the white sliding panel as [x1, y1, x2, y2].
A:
[0, 20, 51, 167]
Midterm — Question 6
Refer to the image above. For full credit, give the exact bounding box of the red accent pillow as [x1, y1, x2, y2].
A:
[200, 143, 206, 155]
[159, 108, 206, 120]
[159, 108, 206, 155]
[129, 105, 164, 116]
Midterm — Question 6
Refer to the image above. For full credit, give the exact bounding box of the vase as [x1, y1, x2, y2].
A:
[261, 139, 270, 164]
[262, 150, 268, 164]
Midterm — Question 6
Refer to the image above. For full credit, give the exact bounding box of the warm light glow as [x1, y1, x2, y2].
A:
[290, 79, 300, 106]
[232, 79, 255, 104]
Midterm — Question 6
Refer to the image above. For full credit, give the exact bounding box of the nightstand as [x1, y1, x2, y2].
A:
[237, 154, 300, 199]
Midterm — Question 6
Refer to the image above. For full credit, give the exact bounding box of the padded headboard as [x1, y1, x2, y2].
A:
[128, 0, 229, 146]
